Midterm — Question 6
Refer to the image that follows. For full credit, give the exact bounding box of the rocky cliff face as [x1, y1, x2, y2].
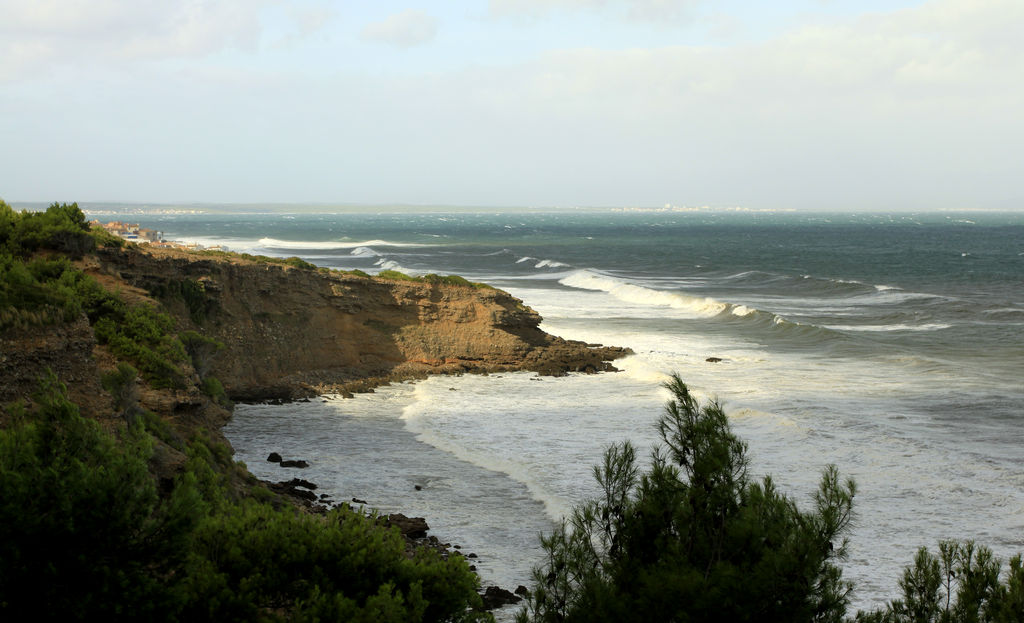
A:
[93, 246, 629, 400]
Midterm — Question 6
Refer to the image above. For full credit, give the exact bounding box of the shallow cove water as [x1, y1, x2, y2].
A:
[146, 208, 1024, 613]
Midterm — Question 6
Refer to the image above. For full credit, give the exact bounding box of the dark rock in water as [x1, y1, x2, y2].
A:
[269, 479, 318, 503]
[705, 357, 723, 363]
[515, 585, 531, 597]
[267, 452, 282, 463]
[384, 513, 429, 539]
[480, 586, 522, 610]
[351, 497, 368, 505]
[467, 552, 478, 559]
[279, 459, 309, 468]
[414, 484, 422, 491]
[289, 488, 317, 501]
[283, 478, 317, 490]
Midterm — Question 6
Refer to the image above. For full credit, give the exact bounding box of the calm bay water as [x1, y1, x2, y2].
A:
[117, 208, 1023, 612]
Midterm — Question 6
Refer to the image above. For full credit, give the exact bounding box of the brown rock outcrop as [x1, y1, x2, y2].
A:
[93, 246, 630, 400]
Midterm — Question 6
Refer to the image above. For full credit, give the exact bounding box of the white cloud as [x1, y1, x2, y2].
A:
[0, 0, 281, 80]
[361, 9, 437, 48]
[489, 0, 701, 22]
[490, 0, 605, 17]
[1, 0, 1021, 208]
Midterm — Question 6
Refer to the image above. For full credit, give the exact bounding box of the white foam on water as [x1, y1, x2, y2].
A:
[349, 246, 379, 257]
[559, 270, 728, 318]
[535, 259, 570, 269]
[259, 237, 430, 250]
[374, 258, 412, 274]
[826, 323, 953, 332]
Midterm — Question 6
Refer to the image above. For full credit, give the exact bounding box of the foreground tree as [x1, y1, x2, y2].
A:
[517, 374, 856, 623]
[855, 540, 1024, 623]
[1, 373, 489, 622]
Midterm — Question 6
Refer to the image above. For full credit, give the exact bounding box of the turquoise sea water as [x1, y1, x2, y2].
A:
[107, 208, 1023, 612]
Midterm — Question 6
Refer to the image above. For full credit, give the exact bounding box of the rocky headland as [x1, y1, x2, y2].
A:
[1, 241, 629, 514]
[90, 245, 629, 401]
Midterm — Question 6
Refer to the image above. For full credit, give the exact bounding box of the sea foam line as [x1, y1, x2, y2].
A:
[258, 237, 430, 250]
[559, 270, 728, 318]
[825, 323, 953, 332]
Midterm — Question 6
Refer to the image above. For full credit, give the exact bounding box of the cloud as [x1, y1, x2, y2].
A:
[489, 0, 701, 22]
[490, 0, 605, 17]
[2, 0, 1021, 209]
[361, 9, 437, 48]
[0, 0, 295, 81]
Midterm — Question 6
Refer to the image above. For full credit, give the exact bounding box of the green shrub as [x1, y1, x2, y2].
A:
[201, 376, 231, 407]
[378, 269, 417, 281]
[0, 372, 204, 621]
[181, 501, 488, 623]
[0, 202, 94, 258]
[282, 256, 317, 270]
[88, 223, 126, 248]
[517, 374, 856, 623]
[94, 305, 187, 389]
[856, 541, 1024, 623]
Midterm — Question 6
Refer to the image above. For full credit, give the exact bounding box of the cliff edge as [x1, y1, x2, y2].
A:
[89, 246, 629, 400]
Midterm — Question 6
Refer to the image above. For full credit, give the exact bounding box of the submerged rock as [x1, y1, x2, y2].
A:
[480, 586, 522, 610]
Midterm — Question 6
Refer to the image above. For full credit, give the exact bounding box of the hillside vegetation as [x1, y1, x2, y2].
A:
[0, 201, 489, 622]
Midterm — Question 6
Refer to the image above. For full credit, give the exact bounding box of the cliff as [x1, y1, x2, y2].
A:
[89, 245, 629, 400]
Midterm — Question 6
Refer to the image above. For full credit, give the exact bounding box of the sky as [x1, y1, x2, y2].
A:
[1, 0, 1022, 211]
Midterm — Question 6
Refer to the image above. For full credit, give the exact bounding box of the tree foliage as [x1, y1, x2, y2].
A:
[0, 201, 94, 258]
[0, 374, 490, 622]
[856, 541, 1024, 623]
[0, 372, 204, 621]
[517, 374, 857, 623]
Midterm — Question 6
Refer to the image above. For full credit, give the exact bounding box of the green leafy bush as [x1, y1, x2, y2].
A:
[149, 278, 217, 324]
[378, 269, 418, 281]
[181, 500, 488, 623]
[94, 305, 188, 389]
[282, 256, 317, 270]
[0, 373, 205, 621]
[0, 201, 94, 258]
[1, 376, 489, 622]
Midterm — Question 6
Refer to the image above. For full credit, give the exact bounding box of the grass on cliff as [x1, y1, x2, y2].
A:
[0, 373, 489, 622]
[0, 201, 223, 392]
[377, 269, 495, 290]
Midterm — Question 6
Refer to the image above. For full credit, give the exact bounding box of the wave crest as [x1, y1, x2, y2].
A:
[258, 237, 428, 250]
[559, 270, 728, 318]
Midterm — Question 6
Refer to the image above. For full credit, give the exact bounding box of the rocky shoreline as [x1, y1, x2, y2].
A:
[2, 243, 630, 612]
[260, 447, 532, 612]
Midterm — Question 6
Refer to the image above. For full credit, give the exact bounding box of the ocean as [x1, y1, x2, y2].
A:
[103, 207, 1024, 614]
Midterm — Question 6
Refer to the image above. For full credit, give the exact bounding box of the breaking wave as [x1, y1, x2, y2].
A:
[258, 237, 429, 250]
[559, 270, 728, 318]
